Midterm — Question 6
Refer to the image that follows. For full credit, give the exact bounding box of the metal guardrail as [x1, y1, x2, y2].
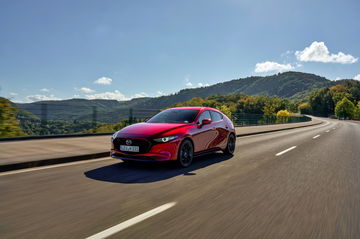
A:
[232, 113, 311, 127]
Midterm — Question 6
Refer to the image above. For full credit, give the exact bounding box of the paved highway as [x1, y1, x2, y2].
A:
[1, 119, 360, 239]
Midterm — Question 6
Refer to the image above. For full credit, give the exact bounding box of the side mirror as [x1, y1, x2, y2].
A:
[201, 118, 212, 125]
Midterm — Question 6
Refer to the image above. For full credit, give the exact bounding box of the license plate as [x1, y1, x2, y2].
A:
[120, 145, 139, 152]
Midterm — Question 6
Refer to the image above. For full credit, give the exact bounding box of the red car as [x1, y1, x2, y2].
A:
[111, 107, 236, 167]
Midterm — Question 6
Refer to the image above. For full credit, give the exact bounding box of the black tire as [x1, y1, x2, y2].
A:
[224, 133, 236, 155]
[177, 139, 194, 167]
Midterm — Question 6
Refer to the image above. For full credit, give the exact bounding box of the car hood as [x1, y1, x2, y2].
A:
[117, 122, 190, 137]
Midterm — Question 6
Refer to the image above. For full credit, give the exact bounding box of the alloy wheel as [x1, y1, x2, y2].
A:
[178, 140, 194, 167]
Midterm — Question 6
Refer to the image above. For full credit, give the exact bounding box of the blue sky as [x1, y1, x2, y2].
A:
[0, 0, 359, 102]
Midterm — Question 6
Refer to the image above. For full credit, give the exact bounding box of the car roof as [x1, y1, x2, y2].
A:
[168, 106, 219, 112]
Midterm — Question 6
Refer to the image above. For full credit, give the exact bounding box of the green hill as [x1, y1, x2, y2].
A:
[16, 71, 339, 123]
[134, 71, 333, 110]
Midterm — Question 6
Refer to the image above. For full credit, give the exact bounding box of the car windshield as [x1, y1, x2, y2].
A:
[147, 109, 200, 123]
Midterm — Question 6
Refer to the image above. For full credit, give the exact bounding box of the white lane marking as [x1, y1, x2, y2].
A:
[276, 146, 297, 156]
[325, 130, 330, 132]
[0, 158, 110, 177]
[313, 135, 320, 139]
[87, 202, 177, 239]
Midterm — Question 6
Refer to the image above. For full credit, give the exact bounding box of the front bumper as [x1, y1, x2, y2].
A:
[111, 139, 180, 162]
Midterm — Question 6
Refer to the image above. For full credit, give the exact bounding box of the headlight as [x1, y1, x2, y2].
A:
[153, 135, 178, 143]
[111, 132, 118, 140]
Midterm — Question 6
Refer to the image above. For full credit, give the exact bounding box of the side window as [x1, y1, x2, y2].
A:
[197, 110, 211, 123]
[210, 111, 223, 122]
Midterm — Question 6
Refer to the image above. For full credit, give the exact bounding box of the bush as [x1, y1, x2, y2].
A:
[276, 110, 290, 117]
[276, 110, 290, 123]
[335, 97, 355, 119]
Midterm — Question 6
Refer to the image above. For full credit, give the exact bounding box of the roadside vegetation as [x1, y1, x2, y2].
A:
[0, 97, 26, 137]
[299, 80, 360, 119]
[171, 94, 298, 115]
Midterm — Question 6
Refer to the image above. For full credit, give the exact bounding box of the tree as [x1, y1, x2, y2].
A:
[216, 105, 232, 119]
[332, 92, 353, 105]
[309, 88, 334, 116]
[263, 104, 276, 116]
[335, 97, 355, 119]
[236, 96, 264, 114]
[0, 97, 25, 137]
[353, 101, 360, 119]
[330, 84, 348, 93]
[298, 102, 312, 114]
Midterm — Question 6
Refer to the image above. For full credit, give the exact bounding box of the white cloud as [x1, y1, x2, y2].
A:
[132, 92, 148, 98]
[85, 90, 127, 101]
[40, 88, 50, 92]
[185, 77, 193, 87]
[94, 77, 112, 85]
[26, 94, 61, 102]
[255, 61, 294, 73]
[156, 91, 165, 96]
[335, 77, 341, 81]
[295, 41, 358, 64]
[354, 74, 360, 81]
[10, 92, 18, 96]
[79, 87, 95, 93]
[198, 83, 209, 87]
[184, 77, 209, 88]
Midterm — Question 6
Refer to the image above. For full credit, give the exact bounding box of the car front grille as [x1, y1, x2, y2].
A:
[113, 138, 151, 154]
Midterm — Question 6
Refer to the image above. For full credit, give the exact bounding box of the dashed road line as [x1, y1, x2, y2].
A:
[86, 202, 177, 239]
[313, 135, 320, 139]
[325, 130, 330, 132]
[276, 146, 297, 156]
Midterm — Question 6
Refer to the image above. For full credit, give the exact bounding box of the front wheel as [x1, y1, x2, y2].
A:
[224, 134, 236, 155]
[177, 139, 194, 167]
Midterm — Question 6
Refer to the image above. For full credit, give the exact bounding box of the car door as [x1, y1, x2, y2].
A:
[192, 110, 217, 152]
[209, 110, 228, 148]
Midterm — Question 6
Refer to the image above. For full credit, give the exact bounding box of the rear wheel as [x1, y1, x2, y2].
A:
[177, 139, 194, 167]
[224, 133, 236, 155]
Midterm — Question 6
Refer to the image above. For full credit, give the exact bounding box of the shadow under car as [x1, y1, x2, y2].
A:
[84, 152, 233, 184]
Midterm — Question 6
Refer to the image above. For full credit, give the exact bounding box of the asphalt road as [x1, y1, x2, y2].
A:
[1, 119, 360, 239]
